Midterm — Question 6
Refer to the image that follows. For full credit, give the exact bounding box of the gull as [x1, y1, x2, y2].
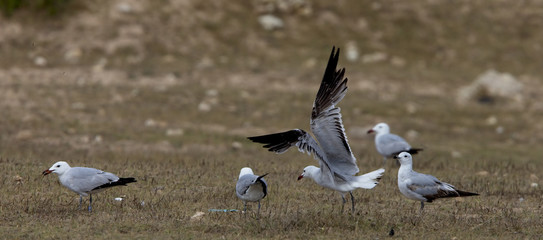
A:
[42, 161, 137, 212]
[396, 152, 478, 210]
[236, 167, 268, 216]
[367, 122, 422, 166]
[248, 47, 385, 213]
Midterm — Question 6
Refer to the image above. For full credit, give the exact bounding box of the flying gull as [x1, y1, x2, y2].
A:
[248, 47, 385, 213]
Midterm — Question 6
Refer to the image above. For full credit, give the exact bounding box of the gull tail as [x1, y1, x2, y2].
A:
[352, 168, 385, 189]
[92, 177, 137, 191]
[407, 148, 423, 155]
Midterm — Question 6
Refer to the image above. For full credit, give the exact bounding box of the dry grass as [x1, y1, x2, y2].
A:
[1, 0, 543, 239]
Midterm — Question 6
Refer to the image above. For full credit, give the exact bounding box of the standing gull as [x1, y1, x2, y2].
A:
[42, 161, 137, 212]
[248, 47, 385, 213]
[367, 122, 422, 166]
[236, 167, 268, 216]
[396, 152, 478, 210]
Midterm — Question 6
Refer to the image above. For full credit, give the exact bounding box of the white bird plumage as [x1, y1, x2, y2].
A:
[42, 161, 136, 212]
[248, 47, 385, 213]
[235, 167, 268, 216]
[368, 122, 422, 166]
[396, 152, 478, 210]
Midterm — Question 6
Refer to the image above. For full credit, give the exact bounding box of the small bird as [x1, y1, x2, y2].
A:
[367, 122, 422, 166]
[42, 161, 137, 212]
[396, 152, 478, 210]
[248, 47, 385, 213]
[236, 167, 268, 216]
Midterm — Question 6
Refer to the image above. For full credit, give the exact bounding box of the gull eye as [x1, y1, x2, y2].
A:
[56, 165, 61, 167]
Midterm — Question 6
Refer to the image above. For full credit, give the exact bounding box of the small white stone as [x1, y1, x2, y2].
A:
[258, 14, 284, 30]
[531, 182, 538, 188]
[117, 2, 132, 13]
[114, 197, 123, 201]
[166, 128, 184, 136]
[451, 151, 462, 158]
[64, 48, 82, 63]
[496, 126, 504, 134]
[231, 141, 242, 150]
[362, 52, 387, 64]
[198, 102, 212, 112]
[144, 119, 156, 127]
[486, 116, 498, 125]
[345, 41, 359, 62]
[206, 89, 218, 97]
[34, 56, 47, 66]
[190, 211, 205, 221]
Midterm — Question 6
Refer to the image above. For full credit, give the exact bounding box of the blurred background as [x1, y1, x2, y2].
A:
[2, 0, 543, 158]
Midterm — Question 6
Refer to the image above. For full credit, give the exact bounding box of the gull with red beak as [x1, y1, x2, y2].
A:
[42, 161, 136, 212]
[248, 47, 385, 213]
[367, 122, 423, 166]
[396, 152, 478, 211]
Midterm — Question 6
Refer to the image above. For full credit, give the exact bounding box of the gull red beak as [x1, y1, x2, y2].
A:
[42, 169, 53, 176]
[367, 129, 375, 134]
[297, 175, 303, 180]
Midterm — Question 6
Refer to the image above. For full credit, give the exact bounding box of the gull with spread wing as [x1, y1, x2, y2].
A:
[248, 47, 385, 213]
[396, 152, 478, 211]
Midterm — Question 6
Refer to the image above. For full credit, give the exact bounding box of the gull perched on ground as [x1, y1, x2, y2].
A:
[248, 47, 385, 213]
[396, 152, 478, 210]
[42, 161, 137, 212]
[236, 167, 268, 216]
[367, 122, 423, 166]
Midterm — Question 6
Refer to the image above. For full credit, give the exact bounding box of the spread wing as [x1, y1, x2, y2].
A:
[310, 47, 358, 176]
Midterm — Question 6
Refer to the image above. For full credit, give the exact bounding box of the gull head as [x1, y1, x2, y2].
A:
[298, 166, 318, 180]
[367, 122, 390, 135]
[42, 161, 71, 176]
[395, 152, 412, 166]
[239, 167, 254, 179]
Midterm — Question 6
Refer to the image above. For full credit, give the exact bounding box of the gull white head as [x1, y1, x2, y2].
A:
[42, 161, 71, 176]
[239, 167, 254, 179]
[298, 166, 319, 180]
[367, 122, 390, 135]
[368, 123, 390, 134]
[395, 152, 413, 166]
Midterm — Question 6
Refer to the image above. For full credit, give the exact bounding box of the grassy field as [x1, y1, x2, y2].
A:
[1, 0, 543, 239]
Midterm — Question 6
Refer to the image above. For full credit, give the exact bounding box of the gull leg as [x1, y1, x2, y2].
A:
[244, 202, 247, 212]
[88, 194, 93, 212]
[257, 200, 261, 218]
[420, 201, 424, 211]
[79, 196, 82, 210]
[349, 191, 355, 213]
[383, 157, 388, 167]
[341, 194, 346, 213]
